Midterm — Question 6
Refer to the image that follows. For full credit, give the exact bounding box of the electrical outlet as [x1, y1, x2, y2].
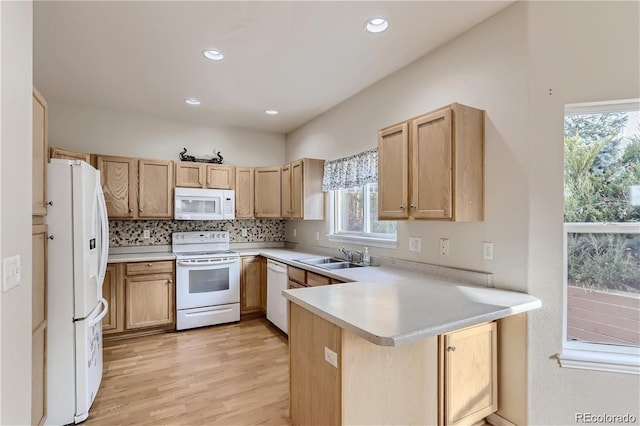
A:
[483, 242, 494, 260]
[143, 229, 150, 239]
[315, 231, 320, 241]
[293, 228, 297, 237]
[3, 255, 22, 292]
[439, 238, 450, 256]
[409, 237, 422, 253]
[324, 347, 338, 368]
[241, 229, 248, 237]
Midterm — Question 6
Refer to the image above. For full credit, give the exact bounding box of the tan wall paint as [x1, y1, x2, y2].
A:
[47, 103, 286, 166]
[526, 2, 640, 425]
[0, 1, 33, 424]
[285, 1, 640, 424]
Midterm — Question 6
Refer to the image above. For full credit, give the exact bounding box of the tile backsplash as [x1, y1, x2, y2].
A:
[109, 219, 285, 247]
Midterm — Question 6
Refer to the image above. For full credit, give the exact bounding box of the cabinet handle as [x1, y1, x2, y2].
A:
[147, 263, 152, 267]
[139, 209, 143, 213]
[400, 204, 406, 210]
[47, 201, 53, 206]
[410, 203, 416, 209]
[447, 346, 456, 352]
[48, 235, 55, 240]
[128, 208, 133, 213]
[167, 279, 172, 284]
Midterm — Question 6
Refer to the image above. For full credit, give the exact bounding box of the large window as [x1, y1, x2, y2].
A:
[560, 99, 640, 374]
[329, 183, 397, 246]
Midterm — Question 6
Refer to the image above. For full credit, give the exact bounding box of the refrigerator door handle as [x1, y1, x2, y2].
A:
[88, 298, 109, 328]
[96, 184, 109, 284]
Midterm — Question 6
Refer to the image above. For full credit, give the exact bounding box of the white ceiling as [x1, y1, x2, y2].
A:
[34, 1, 514, 134]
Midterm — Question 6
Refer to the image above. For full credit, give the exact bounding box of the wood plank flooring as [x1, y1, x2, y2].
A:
[86, 319, 291, 425]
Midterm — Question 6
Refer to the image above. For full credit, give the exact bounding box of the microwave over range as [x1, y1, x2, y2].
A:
[174, 187, 235, 220]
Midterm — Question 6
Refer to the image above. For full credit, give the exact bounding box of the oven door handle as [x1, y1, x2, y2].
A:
[177, 259, 238, 266]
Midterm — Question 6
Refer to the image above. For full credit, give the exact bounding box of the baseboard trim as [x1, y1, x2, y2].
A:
[487, 413, 517, 426]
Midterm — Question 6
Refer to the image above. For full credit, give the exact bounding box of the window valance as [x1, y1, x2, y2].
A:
[321, 148, 378, 191]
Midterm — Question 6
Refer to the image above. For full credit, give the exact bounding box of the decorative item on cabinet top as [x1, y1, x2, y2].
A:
[109, 219, 285, 246]
[179, 147, 224, 164]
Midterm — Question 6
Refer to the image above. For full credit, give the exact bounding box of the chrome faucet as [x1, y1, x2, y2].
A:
[338, 246, 353, 262]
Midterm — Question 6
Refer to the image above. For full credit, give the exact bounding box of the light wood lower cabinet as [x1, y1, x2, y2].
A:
[103, 261, 175, 339]
[289, 304, 497, 426]
[240, 256, 265, 315]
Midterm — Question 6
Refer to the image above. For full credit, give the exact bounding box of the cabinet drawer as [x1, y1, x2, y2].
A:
[306, 272, 331, 287]
[126, 260, 174, 276]
[288, 266, 306, 284]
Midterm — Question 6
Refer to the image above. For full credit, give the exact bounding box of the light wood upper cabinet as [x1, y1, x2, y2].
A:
[378, 123, 409, 219]
[235, 167, 255, 219]
[97, 155, 138, 218]
[124, 261, 175, 330]
[254, 166, 281, 218]
[33, 88, 48, 217]
[439, 322, 497, 426]
[175, 162, 235, 189]
[138, 159, 173, 218]
[97, 155, 173, 219]
[50, 146, 92, 164]
[207, 165, 235, 189]
[175, 162, 205, 188]
[281, 158, 325, 220]
[240, 256, 265, 314]
[378, 103, 484, 222]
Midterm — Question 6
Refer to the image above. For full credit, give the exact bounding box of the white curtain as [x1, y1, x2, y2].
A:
[321, 148, 378, 191]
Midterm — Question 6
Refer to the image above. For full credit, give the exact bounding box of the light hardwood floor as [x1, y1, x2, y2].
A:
[87, 319, 291, 425]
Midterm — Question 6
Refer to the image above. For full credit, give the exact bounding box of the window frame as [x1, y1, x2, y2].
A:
[327, 183, 397, 249]
[559, 99, 640, 375]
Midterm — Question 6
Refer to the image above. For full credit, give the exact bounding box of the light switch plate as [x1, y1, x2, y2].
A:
[324, 347, 338, 368]
[315, 231, 320, 241]
[409, 237, 422, 253]
[293, 228, 297, 237]
[143, 229, 151, 239]
[3, 255, 22, 292]
[483, 242, 494, 260]
[241, 229, 248, 237]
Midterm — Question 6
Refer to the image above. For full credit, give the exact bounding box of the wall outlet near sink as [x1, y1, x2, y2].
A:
[439, 238, 450, 256]
[409, 237, 422, 253]
[143, 229, 150, 239]
[241, 229, 248, 237]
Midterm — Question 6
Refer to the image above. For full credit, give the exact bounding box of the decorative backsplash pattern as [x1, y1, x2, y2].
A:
[109, 219, 285, 246]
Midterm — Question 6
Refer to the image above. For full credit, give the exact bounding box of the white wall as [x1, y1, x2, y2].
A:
[526, 2, 640, 424]
[285, 1, 640, 424]
[286, 2, 530, 292]
[0, 1, 34, 424]
[47, 103, 286, 166]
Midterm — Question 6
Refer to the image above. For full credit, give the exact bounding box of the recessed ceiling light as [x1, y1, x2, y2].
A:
[265, 109, 279, 115]
[365, 17, 389, 33]
[202, 48, 224, 61]
[185, 98, 201, 106]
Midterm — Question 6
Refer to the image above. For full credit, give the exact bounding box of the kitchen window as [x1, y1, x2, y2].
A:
[323, 149, 397, 247]
[559, 99, 640, 374]
[329, 183, 397, 247]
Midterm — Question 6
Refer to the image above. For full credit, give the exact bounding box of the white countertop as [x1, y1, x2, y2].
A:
[282, 279, 540, 347]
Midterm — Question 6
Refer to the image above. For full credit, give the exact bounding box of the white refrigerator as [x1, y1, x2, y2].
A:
[46, 159, 110, 425]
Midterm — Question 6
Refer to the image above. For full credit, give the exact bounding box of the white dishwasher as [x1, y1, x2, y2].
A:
[266, 259, 288, 334]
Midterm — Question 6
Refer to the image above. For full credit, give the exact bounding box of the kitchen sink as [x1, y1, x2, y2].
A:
[296, 257, 345, 265]
[316, 262, 364, 270]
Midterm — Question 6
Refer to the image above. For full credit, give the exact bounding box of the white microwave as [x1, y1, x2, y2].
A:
[174, 188, 235, 220]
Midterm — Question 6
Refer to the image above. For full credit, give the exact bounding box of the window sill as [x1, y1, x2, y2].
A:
[558, 348, 640, 375]
[327, 234, 397, 249]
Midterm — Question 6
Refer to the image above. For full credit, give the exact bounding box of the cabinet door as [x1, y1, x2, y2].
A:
[138, 159, 173, 218]
[33, 89, 48, 217]
[97, 155, 137, 218]
[235, 167, 255, 219]
[125, 273, 174, 329]
[32, 224, 48, 426]
[102, 264, 119, 333]
[254, 167, 281, 218]
[241, 256, 264, 314]
[281, 163, 292, 219]
[291, 160, 304, 219]
[412, 108, 453, 219]
[378, 122, 409, 219]
[49, 146, 91, 163]
[306, 271, 331, 287]
[206, 165, 235, 189]
[440, 322, 497, 426]
[175, 162, 205, 188]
